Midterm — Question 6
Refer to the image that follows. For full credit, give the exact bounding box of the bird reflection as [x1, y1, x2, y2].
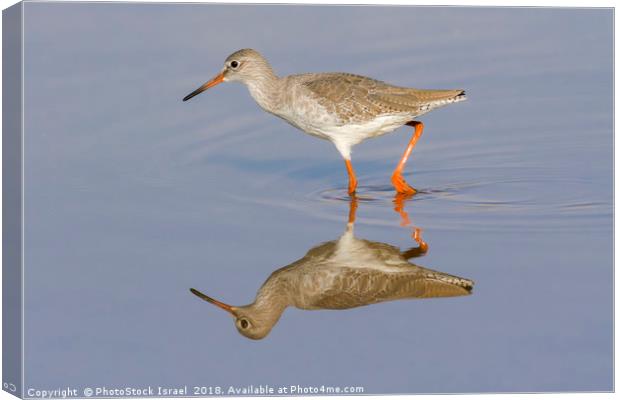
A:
[191, 195, 474, 340]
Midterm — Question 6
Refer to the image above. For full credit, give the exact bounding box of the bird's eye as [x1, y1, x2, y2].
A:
[230, 60, 239, 69]
[239, 319, 249, 329]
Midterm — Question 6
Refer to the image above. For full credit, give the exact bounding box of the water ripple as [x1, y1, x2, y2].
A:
[228, 165, 611, 233]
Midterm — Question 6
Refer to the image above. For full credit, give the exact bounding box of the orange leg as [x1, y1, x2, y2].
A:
[345, 159, 357, 196]
[393, 192, 413, 227]
[391, 121, 424, 195]
[393, 193, 428, 252]
[412, 227, 429, 253]
[402, 228, 429, 259]
[348, 195, 358, 224]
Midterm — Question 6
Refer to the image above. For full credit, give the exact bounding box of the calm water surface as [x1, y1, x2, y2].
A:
[23, 4, 612, 394]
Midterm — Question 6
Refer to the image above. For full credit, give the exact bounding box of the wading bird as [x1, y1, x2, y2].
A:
[190, 198, 473, 340]
[183, 49, 466, 195]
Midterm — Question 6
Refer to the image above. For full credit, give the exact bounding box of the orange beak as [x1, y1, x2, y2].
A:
[190, 288, 236, 315]
[182, 72, 225, 102]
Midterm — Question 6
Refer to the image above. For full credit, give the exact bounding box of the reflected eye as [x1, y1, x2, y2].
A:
[230, 60, 239, 69]
[239, 319, 249, 329]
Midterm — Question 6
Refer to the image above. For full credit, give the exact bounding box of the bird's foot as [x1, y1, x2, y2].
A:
[413, 227, 429, 253]
[347, 178, 357, 196]
[391, 172, 417, 195]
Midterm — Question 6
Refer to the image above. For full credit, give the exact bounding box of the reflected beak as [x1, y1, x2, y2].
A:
[190, 288, 236, 315]
[182, 71, 225, 102]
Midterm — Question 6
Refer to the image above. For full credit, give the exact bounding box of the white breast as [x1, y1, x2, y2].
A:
[321, 114, 411, 159]
[328, 226, 409, 273]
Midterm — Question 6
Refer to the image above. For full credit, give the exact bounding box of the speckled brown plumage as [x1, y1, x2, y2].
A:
[299, 72, 465, 125]
[183, 48, 467, 195]
[258, 236, 473, 311]
[190, 217, 473, 340]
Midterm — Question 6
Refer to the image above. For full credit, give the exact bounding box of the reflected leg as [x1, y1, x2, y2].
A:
[348, 195, 359, 224]
[393, 192, 414, 227]
[402, 229, 429, 259]
[393, 193, 429, 258]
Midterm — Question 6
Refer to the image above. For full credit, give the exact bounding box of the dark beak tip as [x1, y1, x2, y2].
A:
[183, 72, 225, 103]
[182, 89, 201, 102]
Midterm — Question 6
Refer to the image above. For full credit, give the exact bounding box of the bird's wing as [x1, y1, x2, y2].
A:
[301, 73, 463, 124]
[370, 89, 465, 111]
[301, 73, 410, 124]
[308, 265, 473, 310]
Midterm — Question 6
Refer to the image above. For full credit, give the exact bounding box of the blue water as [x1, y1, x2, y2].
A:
[22, 3, 612, 395]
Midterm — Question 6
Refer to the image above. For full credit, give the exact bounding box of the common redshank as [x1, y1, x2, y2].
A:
[183, 49, 466, 195]
[190, 198, 473, 340]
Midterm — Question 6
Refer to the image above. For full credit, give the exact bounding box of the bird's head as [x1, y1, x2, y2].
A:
[182, 49, 274, 102]
[189, 288, 278, 340]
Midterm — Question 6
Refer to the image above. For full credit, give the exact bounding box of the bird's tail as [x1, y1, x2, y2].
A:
[419, 270, 474, 298]
[418, 89, 467, 107]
